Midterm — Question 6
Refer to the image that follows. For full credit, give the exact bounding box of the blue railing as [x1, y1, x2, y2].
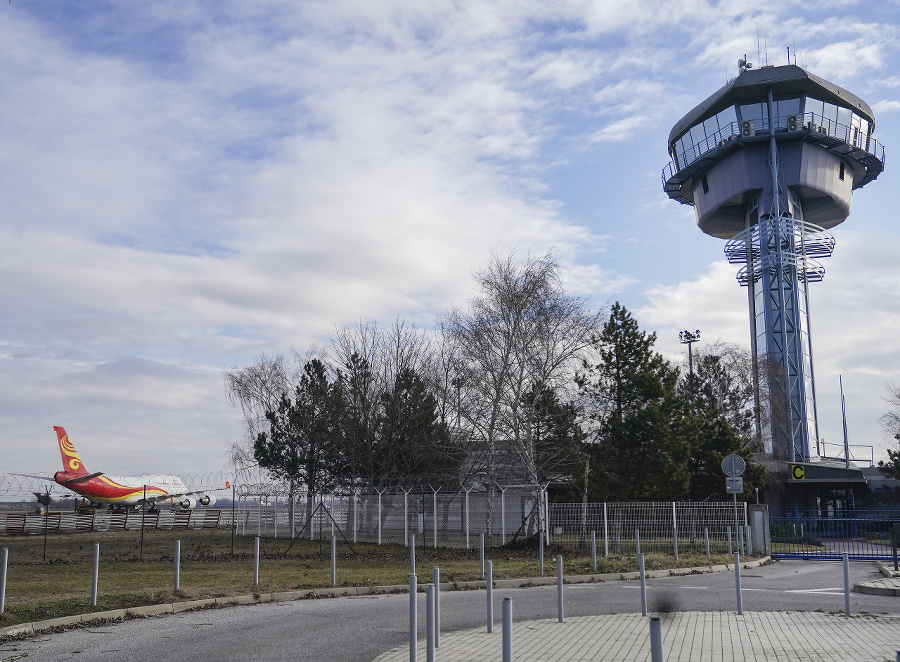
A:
[771, 515, 900, 560]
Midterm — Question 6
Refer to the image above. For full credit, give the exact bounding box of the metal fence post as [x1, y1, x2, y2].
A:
[557, 555, 564, 623]
[174, 540, 181, 593]
[893, 524, 899, 572]
[591, 530, 597, 572]
[539, 528, 544, 576]
[746, 525, 752, 555]
[409, 574, 417, 662]
[603, 502, 609, 556]
[501, 487, 506, 545]
[704, 527, 710, 560]
[502, 597, 513, 662]
[91, 542, 100, 606]
[734, 553, 743, 615]
[672, 502, 678, 560]
[727, 526, 733, 555]
[649, 616, 663, 662]
[253, 536, 260, 586]
[0, 547, 7, 615]
[486, 559, 494, 633]
[639, 553, 647, 617]
[433, 489, 438, 549]
[404, 491, 409, 547]
[411, 534, 416, 575]
[465, 489, 470, 549]
[378, 492, 383, 545]
[635, 528, 641, 557]
[425, 584, 435, 662]
[432, 566, 440, 648]
[478, 532, 485, 579]
[331, 535, 337, 587]
[843, 552, 851, 616]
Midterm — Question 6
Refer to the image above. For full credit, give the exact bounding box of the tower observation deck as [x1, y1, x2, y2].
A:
[662, 64, 885, 463]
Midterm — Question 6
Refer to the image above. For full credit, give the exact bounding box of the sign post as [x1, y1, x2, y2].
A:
[722, 454, 746, 552]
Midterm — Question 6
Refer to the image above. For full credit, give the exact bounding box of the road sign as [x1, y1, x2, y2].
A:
[791, 464, 805, 480]
[721, 454, 746, 476]
[726, 476, 744, 494]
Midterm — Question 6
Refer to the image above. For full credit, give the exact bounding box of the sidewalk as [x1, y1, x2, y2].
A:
[373, 611, 900, 662]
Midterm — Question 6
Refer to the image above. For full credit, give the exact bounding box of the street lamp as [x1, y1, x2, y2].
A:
[679, 329, 701, 400]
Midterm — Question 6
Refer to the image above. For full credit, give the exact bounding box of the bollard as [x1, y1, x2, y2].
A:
[591, 530, 597, 572]
[502, 597, 513, 662]
[557, 555, 564, 623]
[91, 542, 100, 607]
[432, 566, 440, 648]
[704, 527, 710, 560]
[253, 536, 260, 586]
[639, 553, 647, 617]
[486, 560, 494, 633]
[331, 535, 337, 587]
[480, 533, 485, 580]
[843, 552, 851, 616]
[411, 534, 416, 575]
[174, 540, 181, 593]
[727, 527, 733, 555]
[409, 574, 417, 662]
[635, 528, 641, 557]
[0, 547, 7, 615]
[649, 616, 664, 662]
[734, 553, 743, 615]
[425, 584, 435, 662]
[539, 530, 544, 576]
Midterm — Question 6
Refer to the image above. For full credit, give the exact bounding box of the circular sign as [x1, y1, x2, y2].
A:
[721, 454, 746, 476]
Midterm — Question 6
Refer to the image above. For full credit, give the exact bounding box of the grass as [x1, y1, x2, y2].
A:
[0, 529, 756, 629]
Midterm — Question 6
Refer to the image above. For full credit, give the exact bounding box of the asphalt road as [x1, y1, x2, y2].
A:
[2, 560, 898, 662]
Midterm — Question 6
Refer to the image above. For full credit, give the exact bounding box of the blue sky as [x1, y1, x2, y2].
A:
[2, 0, 899, 476]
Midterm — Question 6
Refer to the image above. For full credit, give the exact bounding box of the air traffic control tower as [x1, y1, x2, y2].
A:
[662, 64, 885, 475]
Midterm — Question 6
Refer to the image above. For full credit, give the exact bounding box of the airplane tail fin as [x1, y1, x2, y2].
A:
[54, 426, 88, 476]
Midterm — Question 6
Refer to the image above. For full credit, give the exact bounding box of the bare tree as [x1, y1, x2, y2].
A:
[445, 251, 603, 534]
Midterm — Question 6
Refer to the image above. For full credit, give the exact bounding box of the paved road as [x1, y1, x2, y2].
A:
[2, 560, 898, 662]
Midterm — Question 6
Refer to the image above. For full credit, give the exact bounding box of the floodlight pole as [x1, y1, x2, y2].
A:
[679, 329, 701, 400]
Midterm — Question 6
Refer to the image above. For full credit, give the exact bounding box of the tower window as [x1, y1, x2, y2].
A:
[839, 162, 845, 181]
[701, 175, 710, 194]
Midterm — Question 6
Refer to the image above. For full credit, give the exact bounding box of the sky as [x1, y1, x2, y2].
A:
[2, 0, 899, 479]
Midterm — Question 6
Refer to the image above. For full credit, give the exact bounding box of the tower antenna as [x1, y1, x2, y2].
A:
[765, 37, 768, 66]
[757, 28, 761, 68]
[787, 46, 790, 65]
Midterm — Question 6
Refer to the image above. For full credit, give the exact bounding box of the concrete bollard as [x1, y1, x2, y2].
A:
[331, 535, 337, 587]
[649, 616, 664, 662]
[480, 533, 485, 580]
[174, 540, 181, 593]
[502, 597, 513, 662]
[704, 527, 710, 560]
[734, 553, 743, 615]
[486, 560, 494, 633]
[409, 574, 417, 662]
[91, 542, 100, 606]
[0, 547, 7, 615]
[253, 536, 260, 586]
[639, 553, 647, 617]
[432, 566, 440, 648]
[844, 552, 851, 616]
[557, 555, 564, 623]
[425, 584, 435, 662]
[591, 530, 597, 572]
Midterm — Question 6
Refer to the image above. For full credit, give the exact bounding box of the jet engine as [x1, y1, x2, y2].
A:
[178, 497, 198, 510]
[198, 494, 216, 507]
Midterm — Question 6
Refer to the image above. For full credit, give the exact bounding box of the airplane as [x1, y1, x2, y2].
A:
[21, 426, 228, 509]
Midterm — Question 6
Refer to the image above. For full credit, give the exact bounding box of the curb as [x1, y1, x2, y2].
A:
[0, 556, 771, 640]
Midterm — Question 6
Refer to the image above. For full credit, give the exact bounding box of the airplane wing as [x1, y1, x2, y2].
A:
[11, 473, 56, 482]
[142, 485, 230, 505]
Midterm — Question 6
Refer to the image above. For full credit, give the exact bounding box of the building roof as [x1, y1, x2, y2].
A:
[668, 64, 875, 145]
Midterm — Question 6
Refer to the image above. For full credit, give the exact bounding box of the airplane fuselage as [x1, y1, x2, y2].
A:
[54, 470, 187, 506]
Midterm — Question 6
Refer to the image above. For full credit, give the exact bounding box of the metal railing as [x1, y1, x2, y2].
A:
[771, 515, 900, 560]
[661, 112, 886, 193]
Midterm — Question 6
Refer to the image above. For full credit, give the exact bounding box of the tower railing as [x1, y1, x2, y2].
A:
[662, 112, 886, 202]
